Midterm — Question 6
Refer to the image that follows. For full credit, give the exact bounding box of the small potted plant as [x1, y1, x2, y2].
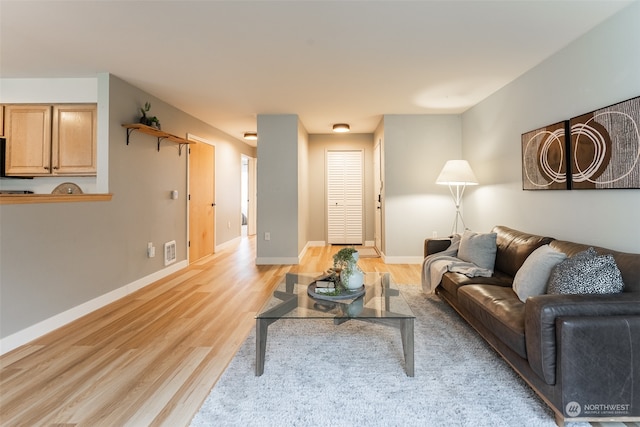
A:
[332, 247, 364, 290]
[139, 102, 161, 130]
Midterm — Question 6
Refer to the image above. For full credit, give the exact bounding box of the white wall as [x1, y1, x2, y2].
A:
[462, 1, 640, 253]
[382, 114, 462, 262]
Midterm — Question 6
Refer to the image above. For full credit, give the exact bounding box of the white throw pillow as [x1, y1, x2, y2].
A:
[513, 244, 567, 302]
[457, 230, 497, 271]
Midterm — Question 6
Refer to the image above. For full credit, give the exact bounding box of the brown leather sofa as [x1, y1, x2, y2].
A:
[424, 225, 640, 426]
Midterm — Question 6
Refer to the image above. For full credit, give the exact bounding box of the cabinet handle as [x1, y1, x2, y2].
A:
[53, 167, 59, 170]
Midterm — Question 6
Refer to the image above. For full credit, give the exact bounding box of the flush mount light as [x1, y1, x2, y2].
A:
[332, 123, 350, 133]
[244, 132, 258, 141]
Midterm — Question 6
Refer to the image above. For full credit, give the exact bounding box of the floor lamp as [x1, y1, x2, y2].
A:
[436, 160, 478, 235]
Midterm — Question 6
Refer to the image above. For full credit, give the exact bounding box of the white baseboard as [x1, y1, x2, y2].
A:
[215, 236, 241, 252]
[364, 240, 374, 247]
[307, 241, 326, 247]
[0, 260, 188, 356]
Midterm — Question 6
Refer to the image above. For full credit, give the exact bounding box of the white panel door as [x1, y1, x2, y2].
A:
[327, 150, 363, 244]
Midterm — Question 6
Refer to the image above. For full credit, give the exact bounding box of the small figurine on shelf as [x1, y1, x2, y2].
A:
[139, 102, 161, 130]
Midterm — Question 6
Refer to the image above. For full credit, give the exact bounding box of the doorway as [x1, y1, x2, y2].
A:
[188, 135, 216, 263]
[374, 140, 383, 252]
[241, 155, 257, 237]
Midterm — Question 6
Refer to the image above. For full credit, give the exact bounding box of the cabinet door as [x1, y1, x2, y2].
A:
[0, 105, 4, 136]
[52, 104, 97, 175]
[5, 105, 52, 176]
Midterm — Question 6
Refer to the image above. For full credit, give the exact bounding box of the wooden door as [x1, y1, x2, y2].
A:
[327, 150, 363, 244]
[4, 105, 52, 176]
[189, 142, 216, 263]
[52, 104, 97, 175]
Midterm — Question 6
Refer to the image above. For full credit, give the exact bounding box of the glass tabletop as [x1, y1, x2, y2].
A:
[256, 272, 415, 320]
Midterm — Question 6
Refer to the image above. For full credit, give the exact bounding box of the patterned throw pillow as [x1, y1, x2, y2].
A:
[546, 248, 624, 295]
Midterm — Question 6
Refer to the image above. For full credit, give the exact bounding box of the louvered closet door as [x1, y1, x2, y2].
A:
[327, 150, 363, 244]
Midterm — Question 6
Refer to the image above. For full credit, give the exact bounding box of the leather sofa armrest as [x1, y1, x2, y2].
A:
[524, 292, 640, 385]
[424, 238, 451, 258]
[557, 315, 640, 419]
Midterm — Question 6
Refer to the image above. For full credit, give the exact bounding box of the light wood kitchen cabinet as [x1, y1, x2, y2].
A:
[52, 105, 97, 175]
[4, 104, 97, 176]
[4, 105, 52, 176]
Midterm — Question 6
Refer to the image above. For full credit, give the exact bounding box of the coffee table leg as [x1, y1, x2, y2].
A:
[256, 318, 268, 376]
[401, 318, 414, 377]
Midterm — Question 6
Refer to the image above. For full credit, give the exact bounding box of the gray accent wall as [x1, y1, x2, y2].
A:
[0, 74, 255, 342]
[256, 114, 301, 263]
[461, 1, 640, 253]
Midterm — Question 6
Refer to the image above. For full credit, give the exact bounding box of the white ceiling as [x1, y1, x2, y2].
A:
[0, 0, 634, 144]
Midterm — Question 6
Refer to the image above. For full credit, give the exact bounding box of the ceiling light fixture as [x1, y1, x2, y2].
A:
[332, 123, 350, 133]
[243, 132, 258, 141]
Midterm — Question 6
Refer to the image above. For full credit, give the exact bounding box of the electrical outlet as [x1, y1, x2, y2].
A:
[264, 232, 271, 241]
[228, 221, 231, 229]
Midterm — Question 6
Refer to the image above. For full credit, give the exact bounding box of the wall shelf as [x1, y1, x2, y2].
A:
[122, 123, 192, 155]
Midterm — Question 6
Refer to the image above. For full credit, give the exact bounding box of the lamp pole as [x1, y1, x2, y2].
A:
[448, 183, 467, 234]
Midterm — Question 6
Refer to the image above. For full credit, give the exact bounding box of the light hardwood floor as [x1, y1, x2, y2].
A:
[0, 236, 421, 426]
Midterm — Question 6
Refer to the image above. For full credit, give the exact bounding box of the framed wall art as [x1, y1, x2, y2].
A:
[521, 121, 570, 190]
[569, 96, 640, 189]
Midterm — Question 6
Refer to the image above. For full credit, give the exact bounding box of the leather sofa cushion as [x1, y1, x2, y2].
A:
[440, 271, 512, 298]
[458, 285, 527, 359]
[492, 226, 554, 277]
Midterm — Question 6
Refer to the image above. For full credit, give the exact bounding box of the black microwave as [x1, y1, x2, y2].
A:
[0, 137, 32, 179]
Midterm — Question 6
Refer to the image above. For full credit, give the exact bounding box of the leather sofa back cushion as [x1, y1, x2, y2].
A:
[492, 226, 554, 277]
[550, 241, 640, 293]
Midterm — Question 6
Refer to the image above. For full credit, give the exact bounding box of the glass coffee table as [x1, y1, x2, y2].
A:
[255, 272, 415, 376]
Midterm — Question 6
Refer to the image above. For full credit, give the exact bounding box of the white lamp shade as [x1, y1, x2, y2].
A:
[436, 160, 478, 185]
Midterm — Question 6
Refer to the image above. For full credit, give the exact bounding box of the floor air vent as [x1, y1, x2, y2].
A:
[164, 240, 177, 266]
